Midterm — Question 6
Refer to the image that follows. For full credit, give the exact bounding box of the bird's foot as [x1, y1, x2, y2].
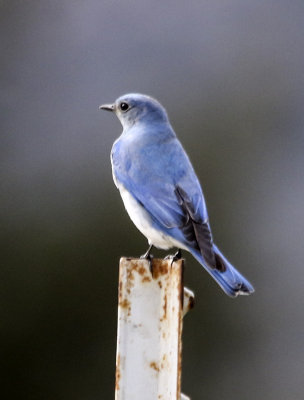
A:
[165, 249, 182, 266]
[140, 244, 154, 275]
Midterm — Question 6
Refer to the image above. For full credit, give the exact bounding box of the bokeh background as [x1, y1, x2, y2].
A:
[1, 1, 304, 399]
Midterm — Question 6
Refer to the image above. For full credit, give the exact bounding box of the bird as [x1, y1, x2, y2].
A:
[99, 93, 254, 297]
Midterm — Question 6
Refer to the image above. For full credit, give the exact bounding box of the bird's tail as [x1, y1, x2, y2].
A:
[191, 244, 254, 297]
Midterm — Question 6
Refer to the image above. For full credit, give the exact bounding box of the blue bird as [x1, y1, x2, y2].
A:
[100, 94, 254, 297]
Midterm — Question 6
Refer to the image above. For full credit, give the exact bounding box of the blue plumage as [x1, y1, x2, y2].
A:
[100, 93, 254, 297]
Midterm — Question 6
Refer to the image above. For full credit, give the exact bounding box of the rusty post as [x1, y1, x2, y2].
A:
[115, 257, 194, 400]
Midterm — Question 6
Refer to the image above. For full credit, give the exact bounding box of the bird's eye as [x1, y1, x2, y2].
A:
[120, 102, 129, 112]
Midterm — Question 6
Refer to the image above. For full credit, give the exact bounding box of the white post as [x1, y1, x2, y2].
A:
[115, 257, 194, 400]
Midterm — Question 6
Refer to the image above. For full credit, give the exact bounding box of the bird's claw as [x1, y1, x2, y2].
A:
[140, 245, 154, 275]
[165, 249, 182, 266]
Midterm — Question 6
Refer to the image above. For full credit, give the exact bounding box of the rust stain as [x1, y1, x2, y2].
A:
[142, 276, 152, 283]
[119, 298, 131, 316]
[115, 353, 121, 391]
[118, 281, 123, 305]
[158, 280, 162, 289]
[126, 268, 135, 282]
[152, 259, 169, 279]
[125, 259, 151, 282]
[138, 266, 146, 275]
[120, 298, 130, 309]
[120, 258, 149, 295]
[163, 294, 167, 320]
[150, 361, 160, 372]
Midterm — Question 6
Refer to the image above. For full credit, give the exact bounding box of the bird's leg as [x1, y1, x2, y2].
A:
[170, 248, 182, 266]
[140, 244, 154, 274]
[141, 244, 153, 259]
[173, 248, 182, 261]
[165, 248, 183, 266]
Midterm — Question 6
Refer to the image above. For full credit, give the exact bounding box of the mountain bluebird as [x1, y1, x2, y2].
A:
[100, 93, 254, 297]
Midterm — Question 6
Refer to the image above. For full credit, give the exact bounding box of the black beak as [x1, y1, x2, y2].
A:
[99, 103, 115, 112]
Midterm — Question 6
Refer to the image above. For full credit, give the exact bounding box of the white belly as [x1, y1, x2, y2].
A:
[117, 182, 186, 251]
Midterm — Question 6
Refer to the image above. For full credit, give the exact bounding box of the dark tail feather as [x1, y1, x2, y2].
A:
[191, 244, 254, 297]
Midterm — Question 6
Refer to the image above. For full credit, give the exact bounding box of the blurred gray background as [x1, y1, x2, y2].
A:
[1, 1, 303, 399]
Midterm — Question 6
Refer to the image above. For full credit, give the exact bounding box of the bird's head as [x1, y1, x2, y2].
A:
[99, 93, 169, 129]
